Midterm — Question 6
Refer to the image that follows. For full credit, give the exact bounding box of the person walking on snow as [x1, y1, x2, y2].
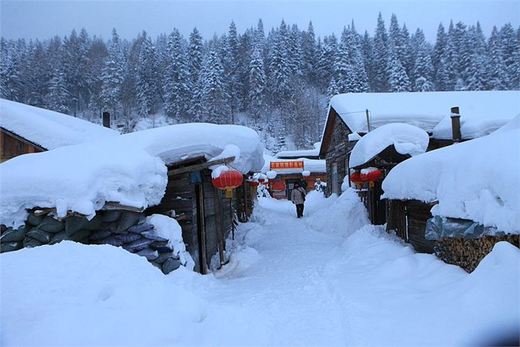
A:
[291, 182, 307, 218]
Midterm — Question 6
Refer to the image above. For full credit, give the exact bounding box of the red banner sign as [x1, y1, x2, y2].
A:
[270, 161, 304, 170]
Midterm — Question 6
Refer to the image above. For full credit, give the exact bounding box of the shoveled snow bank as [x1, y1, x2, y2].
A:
[382, 119, 520, 233]
[349, 123, 429, 168]
[276, 148, 320, 158]
[0, 123, 264, 227]
[329, 91, 520, 136]
[0, 241, 271, 347]
[0, 98, 119, 149]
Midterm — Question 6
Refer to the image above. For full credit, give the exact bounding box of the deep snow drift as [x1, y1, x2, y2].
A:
[1, 190, 519, 346]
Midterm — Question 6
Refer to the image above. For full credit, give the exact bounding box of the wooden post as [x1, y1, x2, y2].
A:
[102, 111, 111, 128]
[365, 109, 371, 132]
[196, 184, 208, 274]
[214, 188, 226, 266]
[450, 106, 462, 143]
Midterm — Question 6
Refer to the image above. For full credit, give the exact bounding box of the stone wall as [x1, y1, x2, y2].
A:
[434, 235, 520, 272]
[0, 209, 184, 274]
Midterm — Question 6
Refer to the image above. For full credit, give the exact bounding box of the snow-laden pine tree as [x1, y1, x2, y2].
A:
[463, 23, 488, 91]
[498, 23, 518, 89]
[163, 29, 191, 120]
[361, 31, 375, 91]
[0, 39, 26, 101]
[269, 21, 292, 109]
[101, 29, 125, 118]
[62, 29, 90, 114]
[411, 29, 434, 91]
[432, 23, 448, 90]
[316, 34, 337, 91]
[136, 33, 160, 116]
[222, 22, 240, 122]
[334, 27, 359, 93]
[248, 45, 266, 125]
[302, 22, 318, 84]
[373, 13, 389, 91]
[201, 49, 229, 123]
[487, 26, 509, 90]
[47, 68, 70, 114]
[387, 43, 411, 92]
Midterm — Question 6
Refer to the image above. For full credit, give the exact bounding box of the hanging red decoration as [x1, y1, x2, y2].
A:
[212, 170, 243, 190]
[350, 172, 364, 184]
[248, 181, 259, 187]
[258, 178, 265, 183]
[360, 169, 383, 182]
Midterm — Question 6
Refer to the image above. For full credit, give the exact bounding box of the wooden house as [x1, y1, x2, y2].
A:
[0, 98, 118, 162]
[320, 91, 520, 252]
[383, 114, 520, 271]
[266, 155, 327, 200]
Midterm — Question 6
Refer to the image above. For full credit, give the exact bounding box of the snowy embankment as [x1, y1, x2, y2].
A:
[2, 190, 519, 346]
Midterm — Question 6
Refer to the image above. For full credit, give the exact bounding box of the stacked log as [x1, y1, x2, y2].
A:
[434, 235, 520, 272]
[0, 210, 183, 274]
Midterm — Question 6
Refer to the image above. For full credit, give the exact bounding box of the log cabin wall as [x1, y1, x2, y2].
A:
[386, 199, 434, 253]
[324, 115, 353, 196]
[145, 165, 234, 274]
[0, 128, 44, 162]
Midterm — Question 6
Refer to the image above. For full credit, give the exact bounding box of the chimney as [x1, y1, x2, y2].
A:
[450, 106, 461, 143]
[102, 111, 111, 128]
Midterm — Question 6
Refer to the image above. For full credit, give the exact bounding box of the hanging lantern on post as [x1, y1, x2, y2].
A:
[212, 169, 244, 198]
[360, 169, 382, 182]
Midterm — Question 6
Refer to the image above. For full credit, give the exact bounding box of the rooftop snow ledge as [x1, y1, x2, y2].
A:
[0, 123, 264, 228]
[349, 123, 429, 169]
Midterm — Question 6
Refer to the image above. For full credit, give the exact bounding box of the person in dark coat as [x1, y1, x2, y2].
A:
[290, 182, 307, 218]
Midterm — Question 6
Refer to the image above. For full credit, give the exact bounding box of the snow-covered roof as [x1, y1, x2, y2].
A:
[349, 123, 429, 169]
[0, 98, 119, 149]
[329, 91, 520, 138]
[382, 116, 520, 234]
[0, 123, 264, 227]
[276, 148, 320, 159]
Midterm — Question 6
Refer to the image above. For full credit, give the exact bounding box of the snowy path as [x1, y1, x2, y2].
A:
[2, 191, 518, 347]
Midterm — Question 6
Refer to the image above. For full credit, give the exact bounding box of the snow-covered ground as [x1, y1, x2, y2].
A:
[2, 191, 519, 346]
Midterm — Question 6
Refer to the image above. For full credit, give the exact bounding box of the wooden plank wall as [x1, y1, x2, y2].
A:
[0, 129, 44, 162]
[386, 199, 434, 253]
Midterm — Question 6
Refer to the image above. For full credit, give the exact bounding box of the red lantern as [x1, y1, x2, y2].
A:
[212, 170, 244, 190]
[360, 169, 382, 182]
[248, 181, 259, 187]
[258, 178, 265, 183]
[350, 172, 364, 184]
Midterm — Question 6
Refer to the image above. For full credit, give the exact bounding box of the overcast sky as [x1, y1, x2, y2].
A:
[1, 0, 519, 42]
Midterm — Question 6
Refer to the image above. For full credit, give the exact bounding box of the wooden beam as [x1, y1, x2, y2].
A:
[101, 202, 145, 213]
[167, 157, 236, 176]
[0, 127, 47, 151]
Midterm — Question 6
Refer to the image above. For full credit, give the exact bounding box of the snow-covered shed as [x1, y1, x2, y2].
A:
[0, 123, 264, 274]
[0, 98, 119, 161]
[382, 117, 520, 270]
[347, 123, 430, 225]
[319, 91, 520, 196]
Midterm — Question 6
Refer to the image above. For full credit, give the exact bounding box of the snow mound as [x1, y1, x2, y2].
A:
[349, 123, 429, 168]
[0, 98, 119, 149]
[0, 242, 208, 346]
[382, 120, 520, 233]
[305, 189, 369, 235]
[0, 123, 265, 227]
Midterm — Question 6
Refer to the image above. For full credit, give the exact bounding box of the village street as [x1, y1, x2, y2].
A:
[182, 191, 519, 347]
